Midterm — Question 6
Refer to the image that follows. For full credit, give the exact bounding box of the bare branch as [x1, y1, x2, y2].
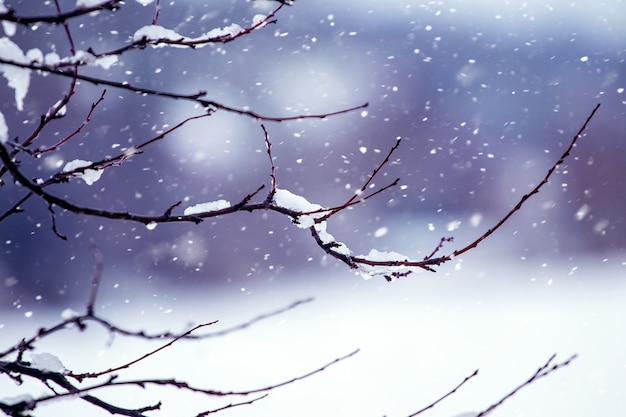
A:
[34, 90, 106, 155]
[475, 354, 577, 416]
[70, 321, 218, 381]
[447, 103, 601, 261]
[262, 124, 277, 199]
[407, 369, 479, 416]
[0, 57, 368, 123]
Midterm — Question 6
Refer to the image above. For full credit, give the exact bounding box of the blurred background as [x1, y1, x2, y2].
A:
[1, 0, 625, 416]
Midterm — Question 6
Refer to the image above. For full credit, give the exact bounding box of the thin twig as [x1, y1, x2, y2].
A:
[261, 124, 277, 198]
[475, 354, 577, 416]
[0, 57, 368, 123]
[407, 369, 479, 416]
[449, 103, 601, 260]
[70, 321, 218, 380]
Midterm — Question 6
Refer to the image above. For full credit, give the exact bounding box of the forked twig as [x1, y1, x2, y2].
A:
[475, 354, 577, 416]
[448, 103, 601, 261]
[70, 321, 218, 381]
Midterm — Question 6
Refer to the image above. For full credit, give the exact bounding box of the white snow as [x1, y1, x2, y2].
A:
[30, 352, 66, 373]
[1, 20, 16, 37]
[133, 23, 245, 48]
[447, 219, 462, 231]
[183, 200, 231, 215]
[355, 249, 412, 280]
[252, 14, 268, 28]
[2, 255, 625, 417]
[273, 188, 324, 228]
[60, 50, 118, 70]
[575, 203, 590, 221]
[62, 159, 103, 185]
[75, 0, 108, 7]
[0, 37, 30, 111]
[0, 394, 34, 406]
[46, 100, 67, 118]
[60, 308, 80, 319]
[373, 226, 388, 238]
[314, 221, 350, 256]
[135, 0, 155, 5]
[44, 52, 61, 66]
[0, 110, 8, 143]
[133, 25, 188, 47]
[273, 189, 351, 255]
[25, 48, 43, 64]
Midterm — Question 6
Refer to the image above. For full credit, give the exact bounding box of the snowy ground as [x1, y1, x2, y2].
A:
[2, 251, 625, 417]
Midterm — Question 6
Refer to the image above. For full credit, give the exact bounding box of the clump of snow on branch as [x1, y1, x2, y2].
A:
[75, 0, 109, 7]
[68, 50, 118, 70]
[29, 49, 118, 70]
[356, 249, 413, 280]
[0, 110, 8, 144]
[315, 221, 350, 255]
[0, 1, 14, 37]
[183, 200, 231, 215]
[273, 188, 350, 254]
[30, 352, 66, 373]
[252, 14, 268, 28]
[133, 23, 244, 48]
[273, 188, 324, 228]
[0, 37, 31, 111]
[63, 159, 103, 185]
[0, 395, 35, 407]
[61, 308, 80, 319]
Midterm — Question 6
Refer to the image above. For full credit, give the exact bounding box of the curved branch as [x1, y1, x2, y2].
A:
[0, 57, 368, 122]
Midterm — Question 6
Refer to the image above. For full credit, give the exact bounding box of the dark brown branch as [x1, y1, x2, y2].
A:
[407, 369, 479, 416]
[0, 103, 601, 279]
[34, 90, 106, 155]
[0, 57, 368, 123]
[0, 361, 159, 417]
[70, 321, 218, 380]
[448, 103, 601, 260]
[319, 137, 402, 222]
[195, 395, 268, 416]
[261, 124, 277, 201]
[47, 204, 67, 240]
[89, 3, 285, 57]
[475, 354, 577, 416]
[308, 103, 601, 277]
[0, 191, 31, 222]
